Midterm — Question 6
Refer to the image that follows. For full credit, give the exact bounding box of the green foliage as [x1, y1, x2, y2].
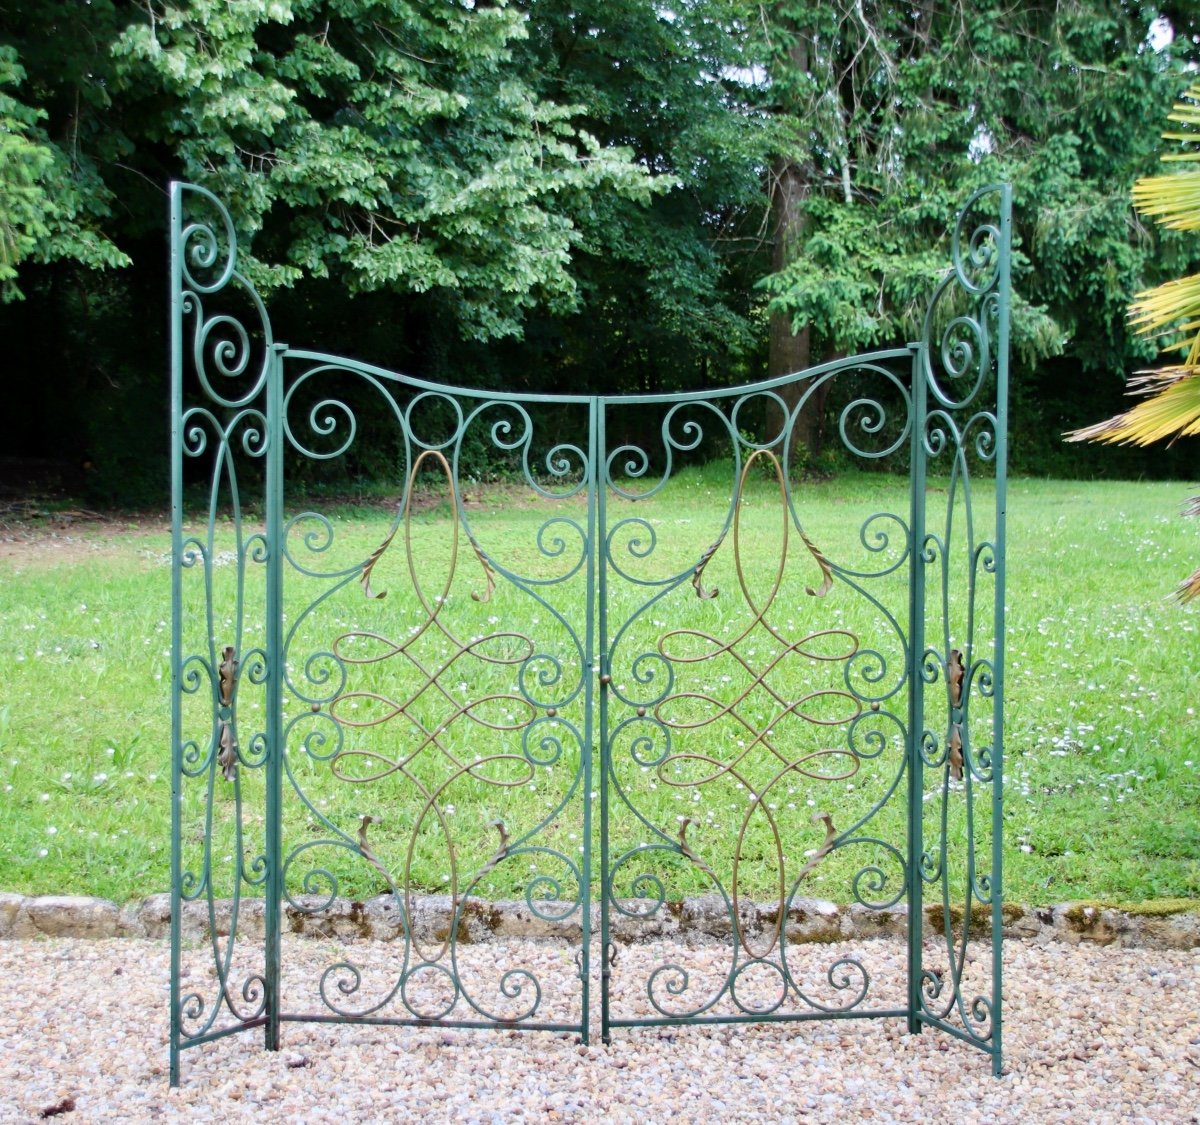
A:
[107, 0, 663, 340]
[3, 0, 1200, 495]
[0, 47, 54, 297]
[756, 1, 1200, 391]
[497, 0, 774, 393]
[0, 42, 130, 301]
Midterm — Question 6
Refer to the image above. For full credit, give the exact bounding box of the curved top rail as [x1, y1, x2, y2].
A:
[280, 346, 918, 407]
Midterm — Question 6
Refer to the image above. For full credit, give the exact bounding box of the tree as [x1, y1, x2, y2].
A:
[1068, 80, 1200, 601]
[0, 11, 131, 301]
[0, 0, 741, 498]
[113, 0, 672, 340]
[754, 2, 1196, 466]
[497, 0, 774, 398]
[4, 0, 1200, 502]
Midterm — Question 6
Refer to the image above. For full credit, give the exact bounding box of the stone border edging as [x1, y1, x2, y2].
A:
[1, 891, 1197, 949]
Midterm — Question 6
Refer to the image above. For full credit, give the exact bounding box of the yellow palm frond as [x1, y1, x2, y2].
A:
[1164, 88, 1200, 128]
[1133, 83, 1200, 227]
[1066, 368, 1200, 446]
[1128, 273, 1200, 365]
[1075, 82, 1200, 601]
[1131, 172, 1200, 230]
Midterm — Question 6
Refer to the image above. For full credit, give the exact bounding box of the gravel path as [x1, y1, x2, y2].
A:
[0, 937, 1196, 1123]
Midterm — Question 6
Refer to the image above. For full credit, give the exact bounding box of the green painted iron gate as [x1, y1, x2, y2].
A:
[168, 182, 1010, 1084]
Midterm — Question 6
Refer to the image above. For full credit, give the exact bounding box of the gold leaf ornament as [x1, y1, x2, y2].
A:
[218, 646, 237, 706]
[947, 725, 964, 782]
[218, 721, 238, 781]
[947, 649, 965, 709]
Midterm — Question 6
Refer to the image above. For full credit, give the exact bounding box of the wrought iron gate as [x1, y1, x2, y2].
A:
[169, 182, 1010, 1084]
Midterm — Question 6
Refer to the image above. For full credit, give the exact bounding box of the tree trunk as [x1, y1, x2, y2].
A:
[767, 157, 816, 458]
[766, 33, 827, 468]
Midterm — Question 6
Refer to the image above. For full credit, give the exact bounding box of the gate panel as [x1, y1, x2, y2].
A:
[274, 368, 596, 1035]
[169, 184, 275, 1083]
[911, 184, 1010, 1074]
[596, 372, 919, 1033]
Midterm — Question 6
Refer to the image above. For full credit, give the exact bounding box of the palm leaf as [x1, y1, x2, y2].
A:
[1133, 83, 1200, 222]
[1128, 273, 1200, 365]
[1164, 88, 1200, 129]
[1131, 172, 1200, 230]
[1066, 368, 1200, 446]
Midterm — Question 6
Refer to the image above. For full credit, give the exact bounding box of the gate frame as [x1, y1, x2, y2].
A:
[169, 181, 1010, 1085]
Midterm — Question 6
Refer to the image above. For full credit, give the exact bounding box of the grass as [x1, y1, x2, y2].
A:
[0, 471, 1197, 909]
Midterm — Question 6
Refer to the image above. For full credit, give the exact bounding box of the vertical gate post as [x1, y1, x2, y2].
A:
[595, 400, 612, 1046]
[578, 396, 600, 1047]
[990, 183, 1012, 1076]
[168, 181, 185, 1089]
[263, 342, 287, 1052]
[906, 341, 927, 1038]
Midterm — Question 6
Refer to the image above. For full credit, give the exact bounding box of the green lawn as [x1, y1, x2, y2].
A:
[1, 473, 1197, 907]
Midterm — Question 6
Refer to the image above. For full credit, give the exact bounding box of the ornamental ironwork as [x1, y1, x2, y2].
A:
[168, 182, 1011, 1084]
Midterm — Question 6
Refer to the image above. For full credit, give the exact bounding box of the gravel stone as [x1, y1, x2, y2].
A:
[0, 894, 25, 939]
[0, 937, 1196, 1122]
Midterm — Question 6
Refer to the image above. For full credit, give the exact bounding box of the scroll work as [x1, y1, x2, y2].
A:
[916, 183, 1009, 1051]
[171, 183, 274, 1048]
[605, 446, 911, 1021]
[280, 441, 588, 1026]
[168, 179, 1008, 1082]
